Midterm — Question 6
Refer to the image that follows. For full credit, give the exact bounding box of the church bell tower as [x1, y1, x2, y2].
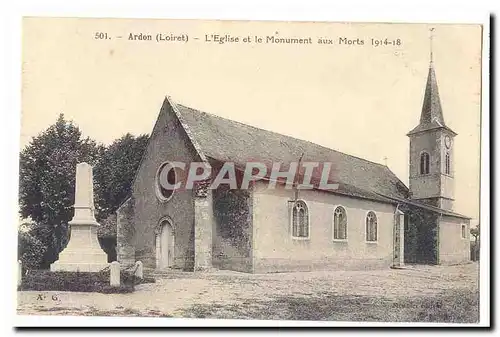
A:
[407, 30, 457, 211]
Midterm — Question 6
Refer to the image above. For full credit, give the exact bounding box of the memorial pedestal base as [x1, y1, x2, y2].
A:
[50, 222, 108, 272]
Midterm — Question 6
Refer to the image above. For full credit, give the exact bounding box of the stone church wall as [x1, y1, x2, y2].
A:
[439, 215, 470, 264]
[251, 181, 396, 272]
[116, 196, 136, 267]
[212, 186, 253, 272]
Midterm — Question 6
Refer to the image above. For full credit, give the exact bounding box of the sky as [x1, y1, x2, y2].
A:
[21, 18, 482, 219]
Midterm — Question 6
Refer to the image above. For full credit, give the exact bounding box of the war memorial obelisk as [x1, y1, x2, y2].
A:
[50, 162, 108, 272]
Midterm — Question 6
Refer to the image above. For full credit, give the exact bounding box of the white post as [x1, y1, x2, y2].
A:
[398, 213, 405, 267]
[17, 260, 22, 287]
[134, 261, 143, 279]
[110, 261, 120, 287]
[393, 210, 405, 268]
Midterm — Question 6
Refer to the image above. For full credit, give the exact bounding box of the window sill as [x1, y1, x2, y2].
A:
[332, 239, 348, 243]
[292, 236, 310, 241]
[365, 241, 378, 244]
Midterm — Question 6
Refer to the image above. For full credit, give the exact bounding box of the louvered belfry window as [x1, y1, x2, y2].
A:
[420, 152, 430, 175]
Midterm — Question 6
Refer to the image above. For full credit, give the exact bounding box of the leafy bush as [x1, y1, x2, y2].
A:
[18, 269, 155, 294]
[18, 229, 47, 270]
[97, 214, 117, 239]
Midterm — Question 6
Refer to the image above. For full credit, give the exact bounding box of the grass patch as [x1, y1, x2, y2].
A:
[18, 269, 155, 294]
[79, 307, 173, 317]
[36, 307, 76, 312]
[180, 289, 479, 323]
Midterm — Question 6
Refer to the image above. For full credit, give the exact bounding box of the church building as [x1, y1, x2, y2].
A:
[116, 60, 471, 273]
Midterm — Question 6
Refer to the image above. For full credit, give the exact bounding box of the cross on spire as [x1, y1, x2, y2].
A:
[429, 27, 435, 65]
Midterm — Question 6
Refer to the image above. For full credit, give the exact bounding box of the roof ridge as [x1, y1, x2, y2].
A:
[176, 103, 393, 172]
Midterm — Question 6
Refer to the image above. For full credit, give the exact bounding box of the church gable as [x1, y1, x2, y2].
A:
[130, 97, 207, 194]
[129, 97, 205, 270]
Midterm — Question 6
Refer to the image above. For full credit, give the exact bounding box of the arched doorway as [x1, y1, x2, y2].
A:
[155, 219, 175, 270]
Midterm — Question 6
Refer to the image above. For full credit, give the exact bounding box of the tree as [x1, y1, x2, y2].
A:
[470, 224, 480, 243]
[19, 116, 148, 268]
[93, 133, 149, 221]
[93, 133, 148, 261]
[470, 224, 480, 262]
[19, 114, 103, 268]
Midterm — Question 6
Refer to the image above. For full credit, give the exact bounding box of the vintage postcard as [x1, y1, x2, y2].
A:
[16, 16, 487, 327]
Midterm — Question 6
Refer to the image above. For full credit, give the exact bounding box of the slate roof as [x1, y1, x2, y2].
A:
[171, 100, 410, 203]
[407, 64, 457, 136]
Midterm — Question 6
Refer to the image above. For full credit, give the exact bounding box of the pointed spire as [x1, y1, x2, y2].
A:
[420, 27, 444, 125]
[420, 64, 445, 125]
[407, 29, 456, 136]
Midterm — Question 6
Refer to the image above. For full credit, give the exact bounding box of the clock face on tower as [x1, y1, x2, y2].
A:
[444, 135, 451, 149]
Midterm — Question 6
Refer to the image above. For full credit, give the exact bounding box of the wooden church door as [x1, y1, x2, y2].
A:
[157, 220, 175, 269]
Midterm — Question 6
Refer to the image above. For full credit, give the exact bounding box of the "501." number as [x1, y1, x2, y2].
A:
[94, 32, 110, 40]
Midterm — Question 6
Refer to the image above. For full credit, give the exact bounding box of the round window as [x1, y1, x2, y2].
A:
[156, 162, 177, 201]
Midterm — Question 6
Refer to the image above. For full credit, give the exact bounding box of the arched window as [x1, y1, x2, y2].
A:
[366, 211, 378, 242]
[333, 206, 347, 240]
[291, 200, 309, 238]
[445, 152, 451, 175]
[420, 152, 430, 175]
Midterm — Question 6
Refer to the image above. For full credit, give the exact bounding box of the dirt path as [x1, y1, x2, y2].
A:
[17, 262, 479, 318]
